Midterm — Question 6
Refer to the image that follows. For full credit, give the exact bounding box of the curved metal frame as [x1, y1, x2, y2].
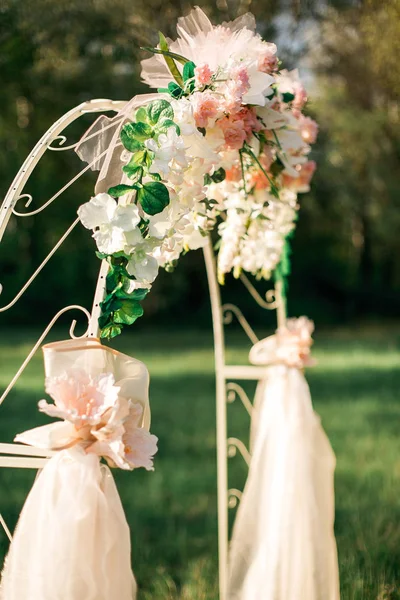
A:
[0, 100, 286, 600]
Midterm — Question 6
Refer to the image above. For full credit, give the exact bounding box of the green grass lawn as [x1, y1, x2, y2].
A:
[1, 324, 400, 599]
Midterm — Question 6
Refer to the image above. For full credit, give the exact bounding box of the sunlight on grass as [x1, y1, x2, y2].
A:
[1, 325, 400, 598]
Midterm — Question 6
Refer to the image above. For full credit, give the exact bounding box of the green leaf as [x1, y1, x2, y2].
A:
[282, 91, 295, 103]
[130, 149, 152, 169]
[155, 118, 180, 135]
[148, 172, 162, 181]
[122, 164, 142, 179]
[107, 184, 136, 197]
[159, 32, 184, 87]
[95, 251, 109, 260]
[135, 107, 148, 123]
[120, 123, 147, 152]
[147, 99, 174, 125]
[121, 121, 153, 147]
[140, 45, 189, 65]
[113, 300, 144, 325]
[182, 61, 196, 93]
[106, 269, 119, 293]
[210, 167, 226, 183]
[131, 288, 149, 301]
[183, 61, 196, 82]
[100, 323, 122, 340]
[137, 181, 170, 215]
[167, 82, 184, 99]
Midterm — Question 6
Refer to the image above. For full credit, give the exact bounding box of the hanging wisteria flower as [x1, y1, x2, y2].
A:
[76, 7, 318, 339]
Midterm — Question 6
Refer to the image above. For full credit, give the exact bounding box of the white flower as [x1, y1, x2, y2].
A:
[146, 128, 187, 178]
[127, 241, 159, 283]
[78, 193, 141, 254]
[242, 60, 274, 106]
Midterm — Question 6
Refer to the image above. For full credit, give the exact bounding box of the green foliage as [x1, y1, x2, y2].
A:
[98, 258, 149, 339]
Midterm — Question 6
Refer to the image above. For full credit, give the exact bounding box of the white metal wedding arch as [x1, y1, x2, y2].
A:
[0, 99, 286, 599]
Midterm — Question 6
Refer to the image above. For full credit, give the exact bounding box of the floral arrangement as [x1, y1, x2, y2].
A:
[77, 7, 318, 339]
[249, 315, 315, 369]
[16, 368, 158, 471]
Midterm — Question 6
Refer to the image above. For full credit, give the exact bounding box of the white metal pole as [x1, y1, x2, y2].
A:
[203, 238, 229, 600]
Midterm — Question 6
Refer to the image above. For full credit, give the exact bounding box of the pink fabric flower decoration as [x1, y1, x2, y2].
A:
[192, 92, 220, 128]
[276, 316, 315, 369]
[299, 115, 318, 144]
[195, 63, 213, 87]
[41, 369, 120, 430]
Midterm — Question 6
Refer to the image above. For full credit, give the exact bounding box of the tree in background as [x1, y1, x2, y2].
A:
[0, 0, 398, 326]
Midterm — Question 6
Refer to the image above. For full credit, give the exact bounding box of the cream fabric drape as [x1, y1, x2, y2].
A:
[0, 448, 136, 600]
[0, 338, 151, 600]
[228, 322, 340, 600]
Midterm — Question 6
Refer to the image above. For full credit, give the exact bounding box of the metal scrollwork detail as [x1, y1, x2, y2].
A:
[222, 303, 259, 345]
[227, 437, 251, 466]
[226, 382, 253, 416]
[228, 488, 242, 509]
[239, 272, 278, 310]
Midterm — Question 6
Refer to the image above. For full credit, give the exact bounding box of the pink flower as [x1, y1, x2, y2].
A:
[192, 92, 219, 128]
[223, 66, 251, 113]
[123, 406, 158, 471]
[194, 63, 213, 87]
[230, 65, 250, 95]
[293, 82, 308, 110]
[282, 160, 316, 193]
[41, 369, 120, 430]
[88, 402, 158, 471]
[298, 115, 318, 144]
[235, 107, 262, 137]
[258, 49, 278, 73]
[218, 116, 247, 150]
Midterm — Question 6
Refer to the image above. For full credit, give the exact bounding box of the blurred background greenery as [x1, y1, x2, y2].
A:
[1, 1, 400, 599]
[0, 0, 399, 325]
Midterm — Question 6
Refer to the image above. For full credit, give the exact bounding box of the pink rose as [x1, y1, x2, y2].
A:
[218, 116, 247, 150]
[235, 107, 262, 137]
[192, 92, 220, 128]
[194, 63, 213, 87]
[298, 115, 318, 144]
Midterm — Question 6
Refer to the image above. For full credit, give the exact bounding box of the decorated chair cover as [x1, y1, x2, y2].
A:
[228, 318, 340, 600]
[0, 338, 156, 600]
